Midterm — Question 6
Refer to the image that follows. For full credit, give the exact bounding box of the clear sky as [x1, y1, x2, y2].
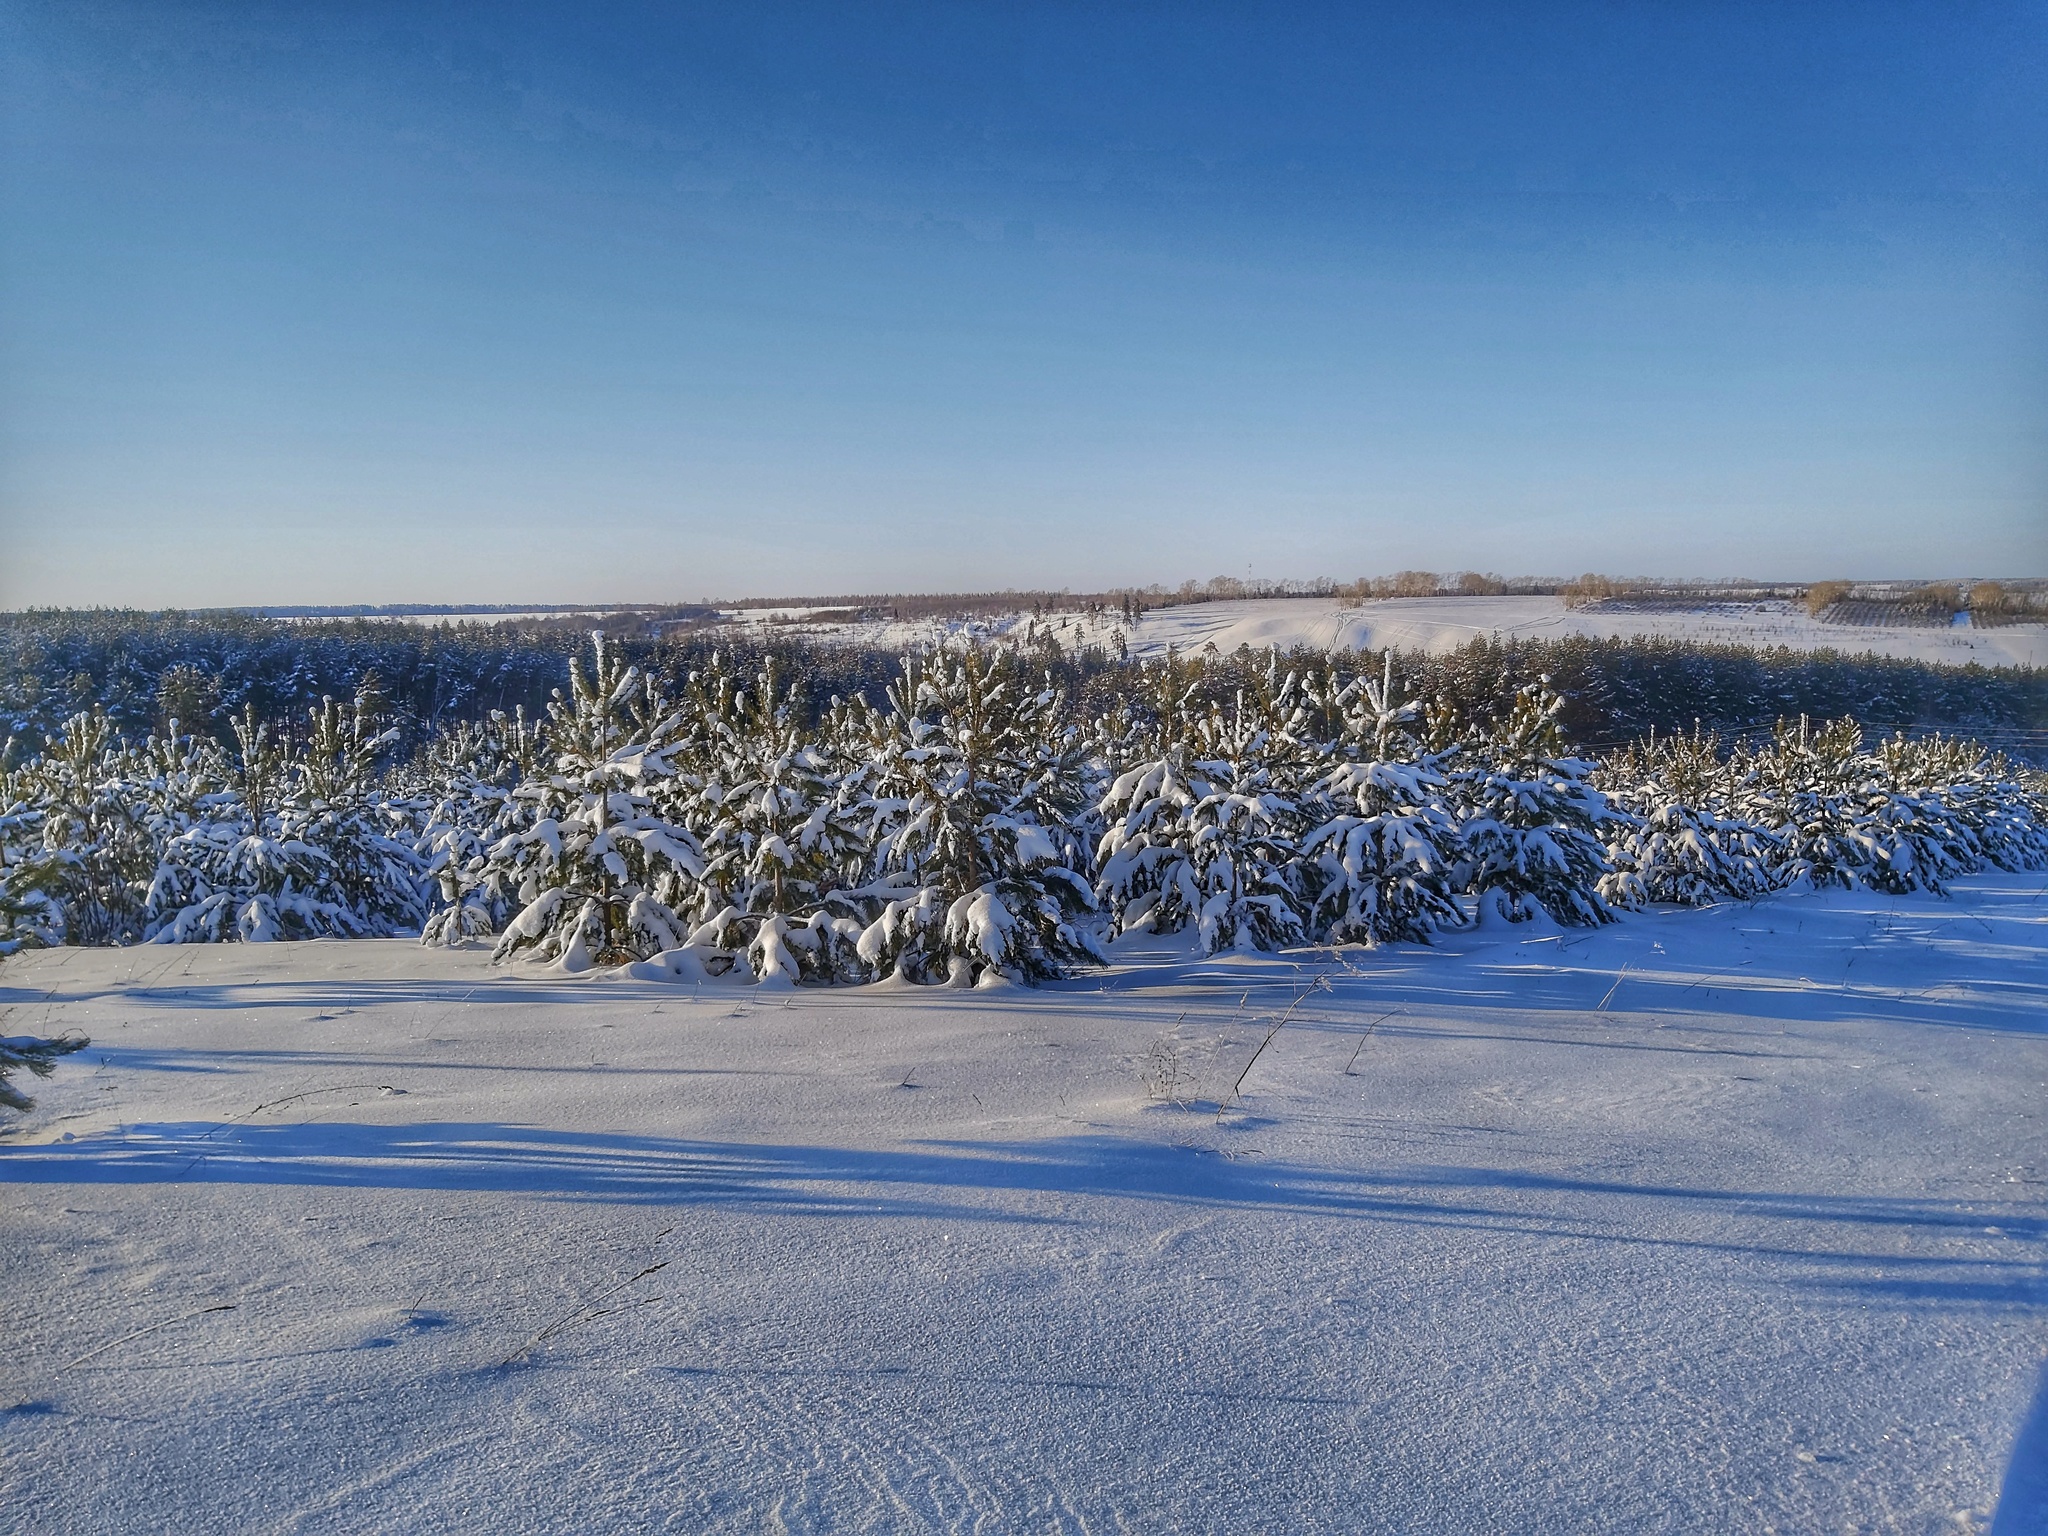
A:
[2, 2, 2044, 606]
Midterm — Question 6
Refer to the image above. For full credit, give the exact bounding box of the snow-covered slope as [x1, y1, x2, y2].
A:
[704, 597, 2048, 667]
[1129, 595, 2048, 665]
[3, 877, 2044, 1532]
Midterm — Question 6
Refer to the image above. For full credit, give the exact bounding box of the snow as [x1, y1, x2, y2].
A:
[705, 597, 2048, 668]
[3, 874, 2045, 1531]
[1127, 598, 2048, 667]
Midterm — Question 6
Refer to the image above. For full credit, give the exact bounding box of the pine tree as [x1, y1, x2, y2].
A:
[416, 709, 542, 946]
[1595, 731, 1778, 907]
[0, 802, 70, 954]
[1727, 718, 1954, 894]
[1300, 658, 1465, 944]
[145, 689, 422, 942]
[287, 686, 426, 931]
[658, 656, 874, 983]
[1893, 737, 2048, 874]
[145, 705, 310, 942]
[1454, 679, 1619, 925]
[1095, 656, 1310, 954]
[1749, 719, 2030, 896]
[857, 650, 1102, 984]
[488, 636, 706, 969]
[24, 710, 151, 943]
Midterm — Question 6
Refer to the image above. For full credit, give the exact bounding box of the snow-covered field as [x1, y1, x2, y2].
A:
[706, 597, 2048, 668]
[255, 594, 2048, 668]
[1128, 597, 2048, 668]
[4, 878, 2045, 1533]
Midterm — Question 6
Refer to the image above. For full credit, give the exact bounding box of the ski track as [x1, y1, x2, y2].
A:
[1, 875, 2045, 1532]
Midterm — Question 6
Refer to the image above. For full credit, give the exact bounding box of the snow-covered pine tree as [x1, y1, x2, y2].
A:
[1094, 653, 1311, 954]
[1839, 732, 1974, 895]
[487, 636, 706, 969]
[1729, 717, 1953, 894]
[288, 685, 426, 931]
[145, 704, 312, 942]
[657, 656, 873, 984]
[145, 689, 424, 942]
[858, 650, 1102, 984]
[21, 710, 151, 944]
[1901, 738, 2048, 874]
[1594, 730, 1779, 907]
[1300, 655, 1466, 944]
[0, 801, 69, 954]
[416, 709, 542, 945]
[1875, 732, 2048, 882]
[1454, 678, 1619, 925]
[124, 718, 236, 925]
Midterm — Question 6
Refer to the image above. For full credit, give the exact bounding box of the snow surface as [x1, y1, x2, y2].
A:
[1127, 597, 2048, 668]
[3, 877, 2046, 1533]
[706, 597, 2048, 669]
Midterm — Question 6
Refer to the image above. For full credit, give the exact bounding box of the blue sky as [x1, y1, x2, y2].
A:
[3, 2, 2043, 605]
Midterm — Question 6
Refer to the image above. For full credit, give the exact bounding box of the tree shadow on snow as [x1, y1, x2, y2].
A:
[1088, 875, 2048, 1037]
[78, 1044, 811, 1081]
[3, 1123, 2039, 1309]
[0, 975, 623, 1013]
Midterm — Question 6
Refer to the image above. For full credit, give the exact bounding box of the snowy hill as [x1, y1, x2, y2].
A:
[1130, 595, 2048, 666]
[3, 874, 2044, 1531]
[704, 596, 2048, 667]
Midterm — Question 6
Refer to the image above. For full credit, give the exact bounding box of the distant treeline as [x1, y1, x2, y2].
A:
[1, 610, 583, 750]
[252, 602, 715, 619]
[3, 609, 2043, 766]
[1381, 637, 2048, 754]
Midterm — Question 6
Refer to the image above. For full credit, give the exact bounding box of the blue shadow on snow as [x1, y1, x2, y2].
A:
[3, 1122, 2040, 1310]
